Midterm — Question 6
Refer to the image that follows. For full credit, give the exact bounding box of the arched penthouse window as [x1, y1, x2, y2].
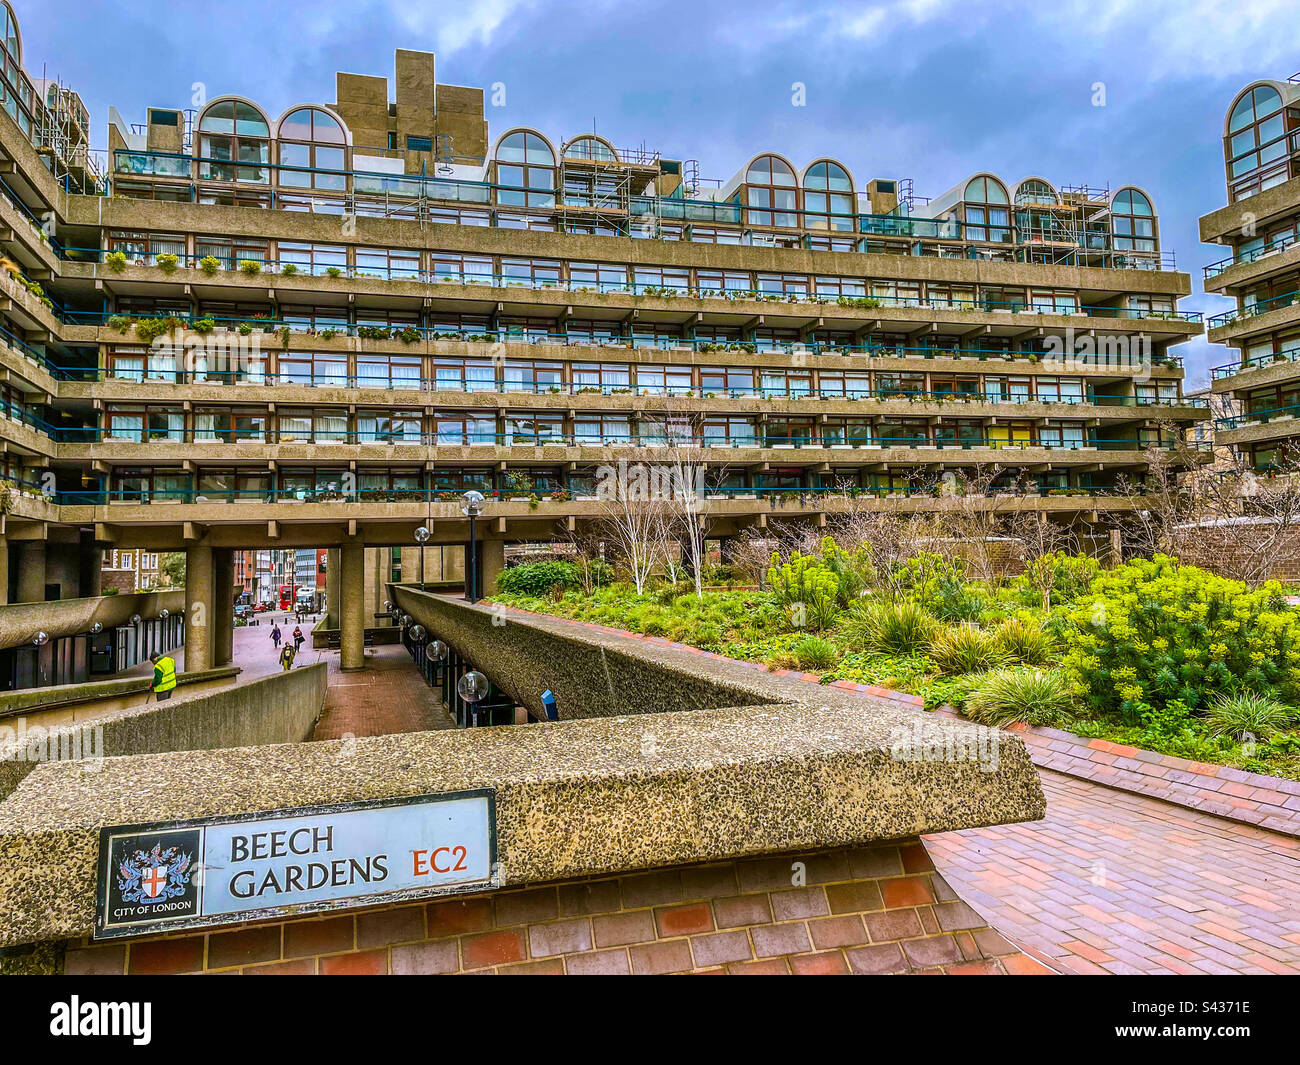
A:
[197, 98, 270, 183]
[1112, 187, 1157, 252]
[565, 136, 617, 162]
[963, 175, 1011, 243]
[803, 160, 854, 231]
[1226, 84, 1294, 198]
[745, 154, 798, 228]
[278, 106, 347, 190]
[496, 130, 555, 208]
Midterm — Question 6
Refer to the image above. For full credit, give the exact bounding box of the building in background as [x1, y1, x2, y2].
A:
[99, 549, 164, 593]
[0, 0, 1209, 669]
[1201, 76, 1300, 472]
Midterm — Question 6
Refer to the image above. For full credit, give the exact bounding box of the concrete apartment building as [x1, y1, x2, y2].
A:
[0, 1, 1208, 676]
[1202, 75, 1300, 468]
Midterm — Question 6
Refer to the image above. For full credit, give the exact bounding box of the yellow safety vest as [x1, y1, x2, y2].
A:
[154, 655, 177, 693]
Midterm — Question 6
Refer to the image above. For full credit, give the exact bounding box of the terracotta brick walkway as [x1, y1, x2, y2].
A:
[926, 769, 1300, 975]
[311, 643, 455, 739]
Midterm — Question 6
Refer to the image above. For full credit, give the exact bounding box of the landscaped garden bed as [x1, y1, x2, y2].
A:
[491, 547, 1300, 782]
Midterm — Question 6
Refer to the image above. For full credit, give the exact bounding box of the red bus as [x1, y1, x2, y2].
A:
[278, 584, 294, 610]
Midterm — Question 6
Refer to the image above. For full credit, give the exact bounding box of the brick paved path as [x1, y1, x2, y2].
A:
[311, 642, 455, 739]
[229, 618, 454, 739]
[926, 769, 1300, 974]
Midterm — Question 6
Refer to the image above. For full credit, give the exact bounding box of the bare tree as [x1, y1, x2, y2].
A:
[592, 460, 667, 595]
[1116, 434, 1300, 585]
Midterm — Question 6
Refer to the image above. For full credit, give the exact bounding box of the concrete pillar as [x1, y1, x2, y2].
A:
[185, 542, 214, 672]
[212, 549, 234, 667]
[1108, 529, 1123, 567]
[479, 540, 505, 598]
[0, 534, 8, 604]
[325, 548, 341, 628]
[15, 541, 46, 602]
[340, 540, 365, 671]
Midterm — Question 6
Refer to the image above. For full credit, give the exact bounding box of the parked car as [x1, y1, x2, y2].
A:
[234, 604, 252, 620]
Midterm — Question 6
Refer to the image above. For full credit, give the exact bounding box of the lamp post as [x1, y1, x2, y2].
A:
[461, 490, 486, 603]
[414, 525, 431, 590]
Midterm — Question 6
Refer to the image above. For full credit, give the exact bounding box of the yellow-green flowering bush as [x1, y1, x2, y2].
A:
[767, 551, 841, 630]
[1061, 554, 1300, 720]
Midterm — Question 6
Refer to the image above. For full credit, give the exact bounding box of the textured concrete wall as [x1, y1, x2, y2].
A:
[393, 587, 783, 721]
[0, 666, 238, 717]
[0, 663, 326, 799]
[54, 841, 1040, 976]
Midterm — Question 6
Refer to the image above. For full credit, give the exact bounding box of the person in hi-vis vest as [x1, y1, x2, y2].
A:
[149, 651, 177, 701]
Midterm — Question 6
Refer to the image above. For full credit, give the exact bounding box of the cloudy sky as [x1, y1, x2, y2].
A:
[19, 0, 1299, 384]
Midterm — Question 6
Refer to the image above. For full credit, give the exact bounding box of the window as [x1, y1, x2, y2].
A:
[356, 247, 421, 281]
[197, 99, 270, 183]
[406, 135, 432, 153]
[357, 410, 423, 443]
[357, 354, 422, 389]
[745, 155, 799, 229]
[433, 412, 496, 445]
[278, 242, 347, 277]
[1111, 188, 1157, 253]
[431, 251, 494, 285]
[572, 363, 631, 393]
[571, 262, 629, 293]
[803, 161, 855, 232]
[434, 357, 497, 392]
[194, 409, 267, 442]
[564, 136, 617, 162]
[963, 176, 1012, 243]
[277, 107, 347, 190]
[505, 413, 564, 445]
[503, 359, 563, 392]
[495, 130, 555, 208]
[1226, 84, 1295, 199]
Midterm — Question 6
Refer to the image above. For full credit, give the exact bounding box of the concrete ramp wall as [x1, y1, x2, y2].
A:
[0, 663, 327, 798]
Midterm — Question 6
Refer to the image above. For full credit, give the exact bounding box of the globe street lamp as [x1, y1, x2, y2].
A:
[457, 669, 489, 726]
[425, 639, 447, 662]
[414, 525, 431, 590]
[461, 490, 486, 604]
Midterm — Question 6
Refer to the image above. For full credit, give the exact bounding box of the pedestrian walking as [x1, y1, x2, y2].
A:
[293, 625, 304, 653]
[279, 643, 296, 671]
[270, 623, 282, 648]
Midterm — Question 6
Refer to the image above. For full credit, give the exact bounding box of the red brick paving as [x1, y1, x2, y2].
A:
[311, 643, 454, 739]
[926, 769, 1300, 974]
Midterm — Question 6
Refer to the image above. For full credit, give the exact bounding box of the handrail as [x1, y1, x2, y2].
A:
[58, 426, 1208, 451]
[1216, 402, 1300, 430]
[44, 483, 1157, 507]
[1204, 231, 1300, 279]
[77, 369, 1203, 405]
[1210, 347, 1300, 379]
[54, 253, 1204, 323]
[1208, 289, 1300, 327]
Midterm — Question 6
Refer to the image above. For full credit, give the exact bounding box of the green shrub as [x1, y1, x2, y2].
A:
[817, 536, 873, 606]
[155, 252, 179, 274]
[198, 255, 221, 275]
[280, 263, 299, 277]
[496, 560, 580, 597]
[1205, 691, 1296, 742]
[105, 250, 127, 272]
[1061, 555, 1300, 720]
[767, 551, 840, 629]
[927, 623, 1008, 676]
[964, 667, 1073, 728]
[238, 259, 262, 276]
[993, 617, 1055, 665]
[842, 600, 937, 654]
[772, 634, 839, 671]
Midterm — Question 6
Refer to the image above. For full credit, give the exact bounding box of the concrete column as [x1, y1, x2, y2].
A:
[0, 534, 8, 604]
[15, 541, 46, 603]
[212, 549, 234, 667]
[479, 540, 505, 598]
[1108, 529, 1123, 567]
[325, 548, 341, 628]
[184, 543, 214, 672]
[340, 540, 365, 671]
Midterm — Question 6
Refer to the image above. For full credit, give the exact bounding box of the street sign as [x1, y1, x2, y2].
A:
[94, 790, 497, 940]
